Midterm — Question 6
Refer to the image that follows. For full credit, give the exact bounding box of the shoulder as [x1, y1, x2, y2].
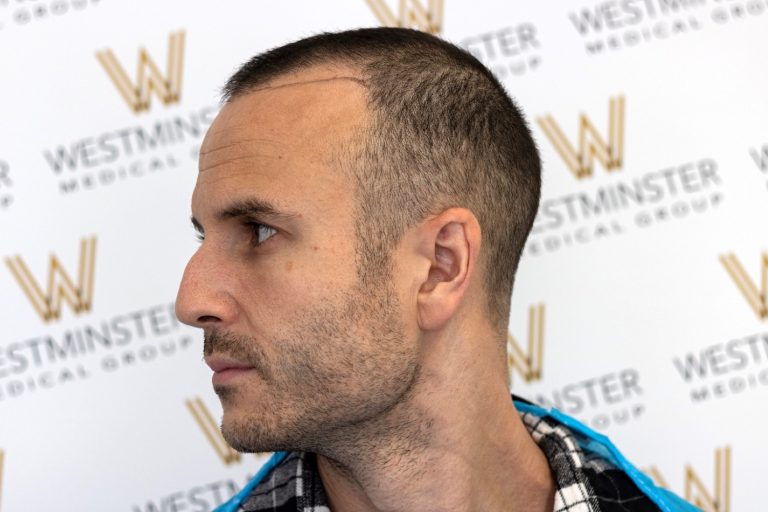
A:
[526, 412, 661, 511]
[514, 397, 695, 511]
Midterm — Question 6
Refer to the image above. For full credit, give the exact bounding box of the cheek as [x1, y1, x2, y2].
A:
[233, 243, 357, 324]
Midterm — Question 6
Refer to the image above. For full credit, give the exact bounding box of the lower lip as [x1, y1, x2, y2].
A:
[212, 367, 254, 386]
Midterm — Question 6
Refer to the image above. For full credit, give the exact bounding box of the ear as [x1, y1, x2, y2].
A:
[416, 208, 481, 331]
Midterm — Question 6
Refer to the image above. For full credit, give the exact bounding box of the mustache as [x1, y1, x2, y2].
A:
[204, 330, 271, 379]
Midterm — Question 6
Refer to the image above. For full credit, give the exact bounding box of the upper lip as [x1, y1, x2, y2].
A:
[204, 356, 254, 373]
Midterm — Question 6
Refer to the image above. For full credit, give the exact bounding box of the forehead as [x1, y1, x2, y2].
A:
[195, 67, 368, 214]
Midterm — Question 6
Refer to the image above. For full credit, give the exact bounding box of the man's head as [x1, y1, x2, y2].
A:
[223, 28, 541, 329]
[176, 28, 540, 454]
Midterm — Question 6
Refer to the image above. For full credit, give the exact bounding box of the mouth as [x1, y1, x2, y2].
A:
[205, 356, 256, 386]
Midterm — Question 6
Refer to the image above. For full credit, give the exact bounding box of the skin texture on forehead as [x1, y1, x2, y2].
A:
[191, 67, 375, 307]
[199, 66, 368, 177]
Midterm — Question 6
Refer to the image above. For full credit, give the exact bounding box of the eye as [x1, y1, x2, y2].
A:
[195, 232, 205, 243]
[247, 222, 277, 246]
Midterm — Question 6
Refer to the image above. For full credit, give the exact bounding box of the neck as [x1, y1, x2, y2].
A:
[314, 323, 555, 512]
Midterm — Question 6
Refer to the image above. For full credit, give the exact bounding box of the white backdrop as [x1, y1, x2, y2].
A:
[0, 1, 766, 510]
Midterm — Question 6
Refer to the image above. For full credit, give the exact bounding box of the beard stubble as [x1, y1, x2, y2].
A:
[205, 278, 421, 456]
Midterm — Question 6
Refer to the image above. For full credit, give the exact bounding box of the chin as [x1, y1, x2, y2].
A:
[221, 414, 285, 454]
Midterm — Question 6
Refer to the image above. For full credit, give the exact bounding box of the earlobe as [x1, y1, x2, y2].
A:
[416, 209, 480, 331]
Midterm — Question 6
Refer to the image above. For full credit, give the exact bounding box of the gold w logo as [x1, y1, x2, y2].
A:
[96, 30, 185, 113]
[507, 304, 545, 384]
[720, 252, 768, 320]
[5, 237, 97, 323]
[645, 445, 731, 512]
[537, 96, 625, 179]
[186, 397, 241, 466]
[0, 449, 4, 512]
[365, 0, 444, 35]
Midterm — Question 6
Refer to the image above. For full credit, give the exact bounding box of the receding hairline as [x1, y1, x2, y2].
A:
[202, 66, 372, 175]
[226, 74, 368, 101]
[223, 59, 370, 103]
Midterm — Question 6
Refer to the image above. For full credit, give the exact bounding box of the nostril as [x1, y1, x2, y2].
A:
[198, 315, 221, 323]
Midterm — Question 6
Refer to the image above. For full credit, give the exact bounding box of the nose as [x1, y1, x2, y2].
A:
[175, 248, 237, 329]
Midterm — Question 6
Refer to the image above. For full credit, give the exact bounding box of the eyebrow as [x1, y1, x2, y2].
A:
[191, 198, 298, 233]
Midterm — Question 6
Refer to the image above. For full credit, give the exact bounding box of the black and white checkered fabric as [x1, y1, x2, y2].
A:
[517, 402, 659, 512]
[239, 451, 329, 512]
[237, 396, 660, 512]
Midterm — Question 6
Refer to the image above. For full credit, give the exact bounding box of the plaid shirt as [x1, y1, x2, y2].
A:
[236, 396, 663, 512]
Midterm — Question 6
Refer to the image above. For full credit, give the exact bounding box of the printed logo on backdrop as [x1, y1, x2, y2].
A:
[507, 304, 645, 430]
[5, 237, 96, 323]
[720, 252, 768, 321]
[186, 396, 241, 465]
[134, 477, 253, 512]
[132, 398, 265, 512]
[0, 238, 194, 404]
[527, 95, 724, 257]
[749, 142, 768, 192]
[96, 31, 185, 114]
[507, 304, 545, 384]
[567, 0, 768, 56]
[537, 96, 624, 179]
[0, 449, 4, 512]
[0, 159, 12, 212]
[645, 445, 732, 512]
[0, 0, 101, 31]
[460, 23, 543, 79]
[672, 253, 767, 404]
[39, 29, 218, 196]
[364, 1, 544, 79]
[365, 0, 443, 35]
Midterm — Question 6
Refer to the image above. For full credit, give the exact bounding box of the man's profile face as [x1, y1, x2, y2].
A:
[175, 68, 421, 453]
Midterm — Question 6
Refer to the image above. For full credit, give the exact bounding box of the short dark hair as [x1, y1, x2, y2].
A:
[223, 27, 541, 334]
